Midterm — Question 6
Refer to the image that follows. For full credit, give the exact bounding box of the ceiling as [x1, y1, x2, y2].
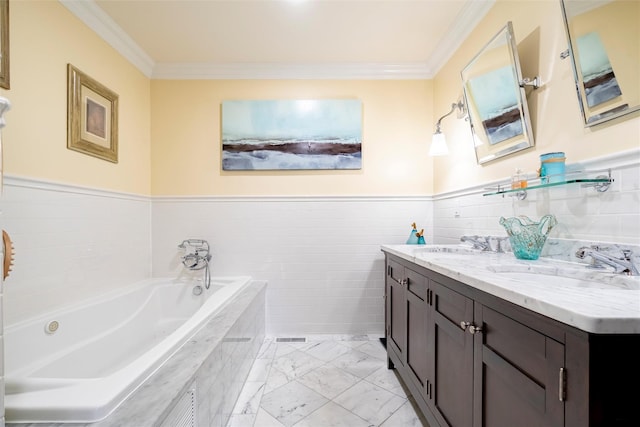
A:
[62, 0, 495, 79]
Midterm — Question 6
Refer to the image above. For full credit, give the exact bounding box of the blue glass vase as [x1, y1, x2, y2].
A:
[499, 214, 557, 260]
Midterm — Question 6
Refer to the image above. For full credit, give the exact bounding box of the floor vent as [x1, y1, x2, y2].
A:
[276, 337, 306, 343]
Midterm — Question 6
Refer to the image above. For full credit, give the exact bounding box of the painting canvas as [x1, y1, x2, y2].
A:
[222, 99, 362, 170]
[576, 32, 622, 108]
[467, 66, 523, 145]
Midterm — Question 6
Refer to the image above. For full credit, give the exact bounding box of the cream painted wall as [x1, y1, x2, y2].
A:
[432, 0, 640, 194]
[150, 80, 433, 196]
[1, 0, 151, 194]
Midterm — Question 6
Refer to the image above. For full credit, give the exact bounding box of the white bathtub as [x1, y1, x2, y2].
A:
[4, 276, 252, 423]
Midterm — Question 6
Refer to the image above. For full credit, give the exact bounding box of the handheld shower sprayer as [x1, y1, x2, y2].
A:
[178, 239, 212, 289]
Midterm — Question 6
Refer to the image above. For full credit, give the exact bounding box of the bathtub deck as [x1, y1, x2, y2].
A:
[7, 280, 267, 427]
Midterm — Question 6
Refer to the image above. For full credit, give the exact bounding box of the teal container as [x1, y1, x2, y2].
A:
[540, 152, 566, 184]
[406, 229, 419, 244]
[499, 215, 557, 260]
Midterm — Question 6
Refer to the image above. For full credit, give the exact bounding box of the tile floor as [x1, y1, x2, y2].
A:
[226, 335, 429, 427]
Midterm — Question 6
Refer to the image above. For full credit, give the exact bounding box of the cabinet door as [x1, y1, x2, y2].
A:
[386, 259, 406, 362]
[473, 304, 564, 427]
[428, 279, 474, 427]
[405, 267, 428, 396]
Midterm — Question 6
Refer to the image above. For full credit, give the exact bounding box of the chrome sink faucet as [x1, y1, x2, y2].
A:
[575, 246, 640, 276]
[460, 235, 491, 251]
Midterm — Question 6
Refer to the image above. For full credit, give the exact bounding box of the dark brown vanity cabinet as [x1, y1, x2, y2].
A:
[473, 303, 564, 427]
[386, 258, 407, 363]
[384, 253, 639, 427]
[386, 256, 475, 427]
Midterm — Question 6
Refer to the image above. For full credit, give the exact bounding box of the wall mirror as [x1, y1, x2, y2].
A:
[560, 0, 640, 126]
[461, 22, 536, 165]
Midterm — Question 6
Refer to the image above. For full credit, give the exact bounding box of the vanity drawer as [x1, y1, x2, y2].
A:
[407, 268, 427, 300]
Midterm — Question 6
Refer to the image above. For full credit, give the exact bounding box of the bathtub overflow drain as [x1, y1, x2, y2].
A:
[45, 320, 59, 334]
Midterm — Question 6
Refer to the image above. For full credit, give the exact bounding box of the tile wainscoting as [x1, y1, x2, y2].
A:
[0, 147, 637, 338]
[151, 196, 433, 335]
[0, 177, 152, 326]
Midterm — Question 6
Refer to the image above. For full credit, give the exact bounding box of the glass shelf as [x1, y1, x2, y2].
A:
[483, 169, 613, 198]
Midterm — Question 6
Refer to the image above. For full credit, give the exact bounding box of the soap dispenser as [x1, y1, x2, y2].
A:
[416, 229, 426, 245]
[406, 222, 419, 244]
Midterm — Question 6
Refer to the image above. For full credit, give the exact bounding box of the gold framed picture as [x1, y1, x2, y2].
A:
[0, 0, 10, 89]
[67, 64, 119, 163]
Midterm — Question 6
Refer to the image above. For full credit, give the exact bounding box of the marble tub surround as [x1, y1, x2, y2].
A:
[7, 281, 266, 427]
[226, 335, 428, 427]
[381, 244, 640, 333]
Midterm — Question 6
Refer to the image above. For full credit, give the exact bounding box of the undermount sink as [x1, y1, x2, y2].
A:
[412, 245, 483, 255]
[487, 264, 640, 290]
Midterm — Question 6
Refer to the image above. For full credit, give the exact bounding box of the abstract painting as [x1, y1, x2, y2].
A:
[222, 99, 362, 170]
[576, 32, 622, 108]
[467, 66, 523, 146]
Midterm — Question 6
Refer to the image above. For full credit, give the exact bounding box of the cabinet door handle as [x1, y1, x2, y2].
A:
[559, 367, 567, 401]
[460, 321, 471, 331]
[468, 324, 483, 335]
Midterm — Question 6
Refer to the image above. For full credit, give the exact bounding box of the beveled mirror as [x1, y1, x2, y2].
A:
[560, 0, 640, 126]
[461, 22, 536, 165]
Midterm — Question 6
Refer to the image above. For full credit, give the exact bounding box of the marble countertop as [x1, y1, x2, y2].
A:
[381, 244, 640, 334]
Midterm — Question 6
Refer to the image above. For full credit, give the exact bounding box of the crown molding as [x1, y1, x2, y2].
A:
[60, 0, 493, 80]
[59, 0, 155, 77]
[426, 0, 496, 75]
[152, 62, 432, 80]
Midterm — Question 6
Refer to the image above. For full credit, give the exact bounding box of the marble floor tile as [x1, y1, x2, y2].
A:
[232, 381, 266, 415]
[247, 358, 272, 382]
[264, 365, 293, 394]
[274, 343, 303, 358]
[257, 339, 278, 360]
[355, 340, 388, 360]
[300, 340, 353, 362]
[227, 338, 427, 427]
[226, 413, 257, 427]
[330, 348, 385, 378]
[271, 350, 325, 380]
[296, 364, 361, 399]
[292, 401, 374, 427]
[333, 379, 406, 425]
[335, 340, 368, 349]
[253, 408, 286, 427]
[364, 366, 409, 398]
[260, 381, 329, 427]
[379, 399, 430, 427]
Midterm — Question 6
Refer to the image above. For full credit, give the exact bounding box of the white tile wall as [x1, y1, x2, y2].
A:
[0, 176, 152, 326]
[151, 196, 433, 335]
[0, 149, 637, 338]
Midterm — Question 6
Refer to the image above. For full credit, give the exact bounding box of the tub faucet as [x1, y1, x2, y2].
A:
[575, 246, 639, 276]
[460, 235, 490, 251]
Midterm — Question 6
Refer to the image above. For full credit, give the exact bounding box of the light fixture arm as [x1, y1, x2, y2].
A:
[435, 100, 465, 133]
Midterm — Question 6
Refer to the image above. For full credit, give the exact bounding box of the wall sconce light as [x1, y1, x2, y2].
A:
[470, 123, 484, 147]
[429, 100, 466, 156]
